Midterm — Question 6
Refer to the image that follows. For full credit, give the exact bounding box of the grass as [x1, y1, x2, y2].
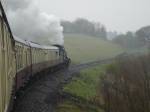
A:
[63, 64, 106, 101]
[56, 64, 106, 112]
[56, 101, 82, 112]
[56, 100, 104, 112]
[64, 33, 124, 63]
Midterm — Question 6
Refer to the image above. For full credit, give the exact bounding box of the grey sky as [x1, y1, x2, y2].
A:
[36, 0, 150, 33]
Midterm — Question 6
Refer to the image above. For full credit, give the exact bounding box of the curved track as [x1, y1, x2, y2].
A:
[13, 59, 113, 112]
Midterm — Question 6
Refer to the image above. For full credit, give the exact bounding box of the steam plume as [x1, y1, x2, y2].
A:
[5, 0, 64, 45]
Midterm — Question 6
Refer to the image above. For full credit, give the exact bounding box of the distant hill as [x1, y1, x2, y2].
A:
[64, 33, 124, 64]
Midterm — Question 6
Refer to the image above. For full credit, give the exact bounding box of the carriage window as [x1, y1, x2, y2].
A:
[16, 45, 23, 70]
[56, 51, 58, 56]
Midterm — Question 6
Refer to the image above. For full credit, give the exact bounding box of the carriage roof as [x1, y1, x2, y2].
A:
[14, 36, 58, 50]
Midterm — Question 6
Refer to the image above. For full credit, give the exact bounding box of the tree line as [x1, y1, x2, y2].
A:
[112, 26, 150, 49]
[61, 18, 107, 40]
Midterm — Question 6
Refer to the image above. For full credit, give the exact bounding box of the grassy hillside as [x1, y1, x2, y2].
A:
[64, 34, 124, 63]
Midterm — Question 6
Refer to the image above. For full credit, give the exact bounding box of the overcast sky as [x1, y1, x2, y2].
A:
[36, 0, 150, 33]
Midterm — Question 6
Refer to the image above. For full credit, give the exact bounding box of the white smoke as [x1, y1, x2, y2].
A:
[5, 0, 64, 45]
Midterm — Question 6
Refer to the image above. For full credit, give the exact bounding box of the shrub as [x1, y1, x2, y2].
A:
[101, 54, 150, 112]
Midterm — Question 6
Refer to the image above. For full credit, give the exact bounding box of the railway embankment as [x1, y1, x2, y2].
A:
[55, 64, 106, 112]
[13, 59, 110, 112]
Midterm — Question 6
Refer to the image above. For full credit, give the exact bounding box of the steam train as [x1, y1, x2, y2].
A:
[0, 2, 70, 112]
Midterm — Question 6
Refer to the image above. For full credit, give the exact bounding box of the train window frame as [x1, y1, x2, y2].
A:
[56, 51, 58, 56]
[16, 45, 24, 71]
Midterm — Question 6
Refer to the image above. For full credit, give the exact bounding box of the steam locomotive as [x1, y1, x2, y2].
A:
[0, 2, 70, 112]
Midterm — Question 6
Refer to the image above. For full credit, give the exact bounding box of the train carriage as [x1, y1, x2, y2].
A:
[0, 1, 70, 112]
[0, 2, 16, 112]
[29, 42, 60, 75]
[14, 38, 61, 90]
[14, 37, 32, 90]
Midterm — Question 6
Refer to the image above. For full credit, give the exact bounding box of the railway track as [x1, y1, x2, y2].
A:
[13, 58, 113, 112]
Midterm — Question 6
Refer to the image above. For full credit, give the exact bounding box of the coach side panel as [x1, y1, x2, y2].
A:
[0, 14, 3, 112]
[31, 48, 48, 75]
[31, 47, 60, 75]
[51, 49, 60, 64]
[0, 16, 16, 112]
[15, 42, 32, 90]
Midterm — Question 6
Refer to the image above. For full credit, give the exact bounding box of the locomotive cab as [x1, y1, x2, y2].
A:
[53, 45, 71, 66]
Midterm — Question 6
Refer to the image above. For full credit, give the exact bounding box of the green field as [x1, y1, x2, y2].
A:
[64, 34, 124, 63]
[63, 65, 105, 100]
[57, 34, 149, 112]
[56, 65, 106, 112]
